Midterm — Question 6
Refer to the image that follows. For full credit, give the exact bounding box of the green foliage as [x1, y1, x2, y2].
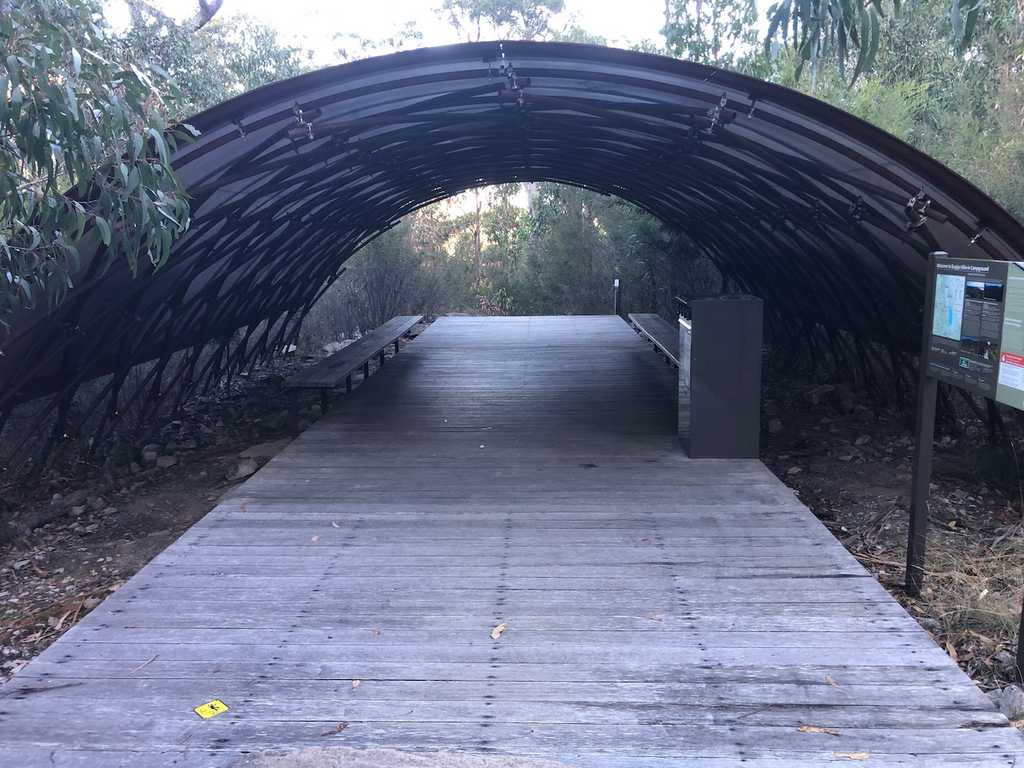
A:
[552, 25, 607, 45]
[478, 184, 529, 312]
[773, 49, 930, 143]
[662, 0, 758, 67]
[303, 181, 679, 336]
[336, 22, 424, 62]
[440, 0, 565, 41]
[922, 60, 1024, 219]
[768, 0, 1024, 219]
[473, 184, 673, 316]
[0, 0, 192, 328]
[119, 7, 311, 116]
[0, 0, 311, 331]
[302, 211, 480, 342]
[765, 0, 988, 85]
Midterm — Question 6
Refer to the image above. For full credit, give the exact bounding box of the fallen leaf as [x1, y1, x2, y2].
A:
[371, 627, 381, 636]
[239, 504, 247, 513]
[824, 675, 840, 688]
[490, 622, 507, 640]
[331, 521, 340, 528]
[642, 612, 663, 622]
[967, 629, 994, 644]
[352, 679, 361, 688]
[320, 721, 349, 736]
[798, 725, 840, 737]
[310, 535, 320, 544]
[51, 609, 74, 632]
[833, 753, 870, 761]
[945, 639, 959, 662]
[130, 654, 159, 674]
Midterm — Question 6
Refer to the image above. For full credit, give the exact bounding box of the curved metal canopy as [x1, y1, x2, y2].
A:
[4, 40, 1024, 406]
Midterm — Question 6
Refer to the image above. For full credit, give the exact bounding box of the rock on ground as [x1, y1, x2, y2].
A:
[227, 457, 260, 481]
[322, 339, 356, 355]
[239, 438, 293, 460]
[992, 685, 1024, 720]
[232, 747, 572, 768]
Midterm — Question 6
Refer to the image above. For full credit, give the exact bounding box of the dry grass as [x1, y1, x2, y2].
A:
[904, 528, 1022, 686]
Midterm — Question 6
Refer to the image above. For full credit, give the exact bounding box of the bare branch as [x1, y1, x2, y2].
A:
[189, 0, 224, 32]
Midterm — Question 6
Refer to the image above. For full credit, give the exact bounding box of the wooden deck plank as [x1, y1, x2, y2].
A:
[11, 658, 982, 688]
[0, 748, 1019, 768]
[3, 677, 994, 708]
[1, 315, 1019, 766]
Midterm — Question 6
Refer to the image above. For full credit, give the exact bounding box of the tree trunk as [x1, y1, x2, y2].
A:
[473, 189, 483, 294]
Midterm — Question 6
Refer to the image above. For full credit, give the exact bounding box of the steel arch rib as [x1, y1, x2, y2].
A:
[3, 39, 1024, 406]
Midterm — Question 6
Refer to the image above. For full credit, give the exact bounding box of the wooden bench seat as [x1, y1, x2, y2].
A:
[286, 315, 422, 408]
[628, 312, 680, 366]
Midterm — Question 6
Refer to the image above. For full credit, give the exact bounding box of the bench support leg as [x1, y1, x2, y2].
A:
[394, 339, 400, 355]
[320, 389, 330, 415]
[379, 350, 385, 366]
[363, 361, 370, 379]
[346, 374, 352, 394]
[287, 391, 300, 434]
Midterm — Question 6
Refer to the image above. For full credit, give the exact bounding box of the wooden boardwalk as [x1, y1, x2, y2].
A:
[2, 316, 1021, 766]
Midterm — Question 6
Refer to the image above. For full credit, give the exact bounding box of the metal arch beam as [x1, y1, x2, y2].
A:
[3, 39, 1024, 408]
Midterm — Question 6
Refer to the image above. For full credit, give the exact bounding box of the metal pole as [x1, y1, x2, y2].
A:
[1017, 596, 1024, 685]
[612, 278, 621, 317]
[905, 252, 941, 596]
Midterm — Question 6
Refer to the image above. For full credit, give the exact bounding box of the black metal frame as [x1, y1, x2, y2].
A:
[4, 40, 1024, 470]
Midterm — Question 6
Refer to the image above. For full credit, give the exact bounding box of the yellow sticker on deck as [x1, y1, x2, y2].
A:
[193, 699, 229, 719]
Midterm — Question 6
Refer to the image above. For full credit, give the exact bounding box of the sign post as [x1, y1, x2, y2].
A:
[906, 253, 940, 596]
[911, 252, 1024, 680]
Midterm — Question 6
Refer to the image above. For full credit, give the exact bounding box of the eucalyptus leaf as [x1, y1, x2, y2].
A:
[94, 215, 111, 246]
[765, 0, 990, 86]
[0, 0, 192, 329]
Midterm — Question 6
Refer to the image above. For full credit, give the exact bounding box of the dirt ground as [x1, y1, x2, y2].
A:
[1, 346, 1021, 707]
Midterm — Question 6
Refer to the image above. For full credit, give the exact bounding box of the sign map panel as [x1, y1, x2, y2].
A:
[926, 258, 1024, 411]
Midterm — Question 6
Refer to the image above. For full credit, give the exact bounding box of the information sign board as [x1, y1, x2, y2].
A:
[925, 258, 1024, 410]
[915, 256, 1024, 678]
